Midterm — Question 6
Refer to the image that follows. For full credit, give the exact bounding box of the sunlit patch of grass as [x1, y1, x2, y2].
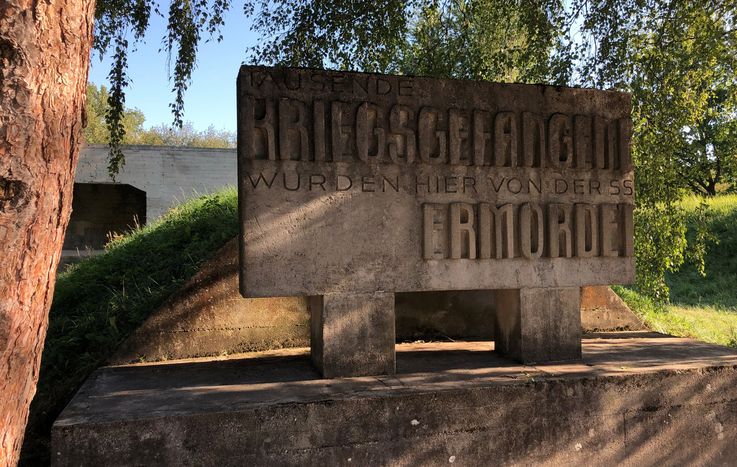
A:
[665, 305, 737, 346]
[615, 286, 737, 347]
[669, 194, 737, 309]
[616, 194, 737, 348]
[679, 193, 737, 213]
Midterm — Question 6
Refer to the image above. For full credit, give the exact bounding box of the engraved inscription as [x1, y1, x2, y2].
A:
[243, 170, 633, 198]
[242, 96, 633, 171]
[423, 202, 634, 260]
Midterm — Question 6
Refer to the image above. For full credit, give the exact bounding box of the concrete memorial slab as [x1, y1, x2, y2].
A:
[237, 66, 634, 377]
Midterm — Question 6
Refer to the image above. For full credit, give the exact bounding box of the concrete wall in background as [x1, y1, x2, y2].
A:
[62, 145, 236, 260]
[75, 145, 236, 222]
[63, 183, 147, 252]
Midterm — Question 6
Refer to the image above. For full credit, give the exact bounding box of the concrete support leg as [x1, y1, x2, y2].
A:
[309, 292, 396, 378]
[494, 287, 582, 364]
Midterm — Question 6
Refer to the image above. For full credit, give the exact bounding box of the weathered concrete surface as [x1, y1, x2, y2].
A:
[311, 292, 396, 377]
[75, 145, 236, 222]
[581, 285, 646, 331]
[395, 289, 496, 340]
[55, 334, 737, 466]
[64, 145, 236, 262]
[63, 183, 147, 252]
[495, 287, 582, 363]
[111, 239, 641, 364]
[110, 239, 310, 364]
[238, 67, 635, 297]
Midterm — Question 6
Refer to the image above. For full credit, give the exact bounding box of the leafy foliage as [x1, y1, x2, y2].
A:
[561, 0, 737, 298]
[395, 1, 565, 83]
[616, 195, 737, 348]
[22, 189, 239, 464]
[246, 0, 409, 71]
[94, 0, 233, 170]
[84, 83, 146, 145]
[614, 198, 737, 348]
[669, 194, 737, 308]
[676, 91, 737, 195]
[134, 122, 236, 147]
[133, 122, 235, 148]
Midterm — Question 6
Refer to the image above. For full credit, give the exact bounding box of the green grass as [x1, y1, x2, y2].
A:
[615, 287, 737, 347]
[668, 194, 737, 309]
[21, 188, 239, 465]
[617, 194, 737, 348]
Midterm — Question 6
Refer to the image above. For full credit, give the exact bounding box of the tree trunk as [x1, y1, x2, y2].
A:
[706, 179, 717, 196]
[0, 0, 94, 464]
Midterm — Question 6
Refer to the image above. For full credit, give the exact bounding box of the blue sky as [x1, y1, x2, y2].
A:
[88, 9, 259, 133]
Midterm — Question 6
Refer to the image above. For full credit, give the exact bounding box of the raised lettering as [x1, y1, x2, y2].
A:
[619, 119, 633, 171]
[494, 111, 518, 167]
[619, 204, 634, 256]
[419, 107, 447, 164]
[479, 203, 515, 259]
[473, 110, 491, 166]
[521, 112, 545, 167]
[278, 98, 309, 161]
[449, 109, 470, 165]
[548, 113, 573, 168]
[331, 101, 352, 161]
[450, 203, 477, 259]
[313, 100, 326, 161]
[574, 115, 592, 169]
[244, 96, 276, 160]
[547, 203, 573, 258]
[520, 203, 544, 259]
[388, 105, 416, 164]
[600, 203, 619, 257]
[423, 204, 446, 259]
[594, 116, 617, 169]
[356, 102, 386, 163]
[575, 203, 599, 257]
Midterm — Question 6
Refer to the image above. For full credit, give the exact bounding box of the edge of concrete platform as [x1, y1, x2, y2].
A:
[52, 336, 737, 466]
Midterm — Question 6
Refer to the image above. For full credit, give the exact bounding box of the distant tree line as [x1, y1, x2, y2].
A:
[84, 84, 235, 148]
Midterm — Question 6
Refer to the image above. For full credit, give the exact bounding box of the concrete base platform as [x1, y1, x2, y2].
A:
[53, 333, 737, 466]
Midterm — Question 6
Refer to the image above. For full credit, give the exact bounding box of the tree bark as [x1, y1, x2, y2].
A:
[0, 0, 94, 464]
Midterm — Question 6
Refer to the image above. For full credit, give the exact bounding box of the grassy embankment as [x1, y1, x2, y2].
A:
[22, 188, 238, 464]
[617, 194, 737, 347]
